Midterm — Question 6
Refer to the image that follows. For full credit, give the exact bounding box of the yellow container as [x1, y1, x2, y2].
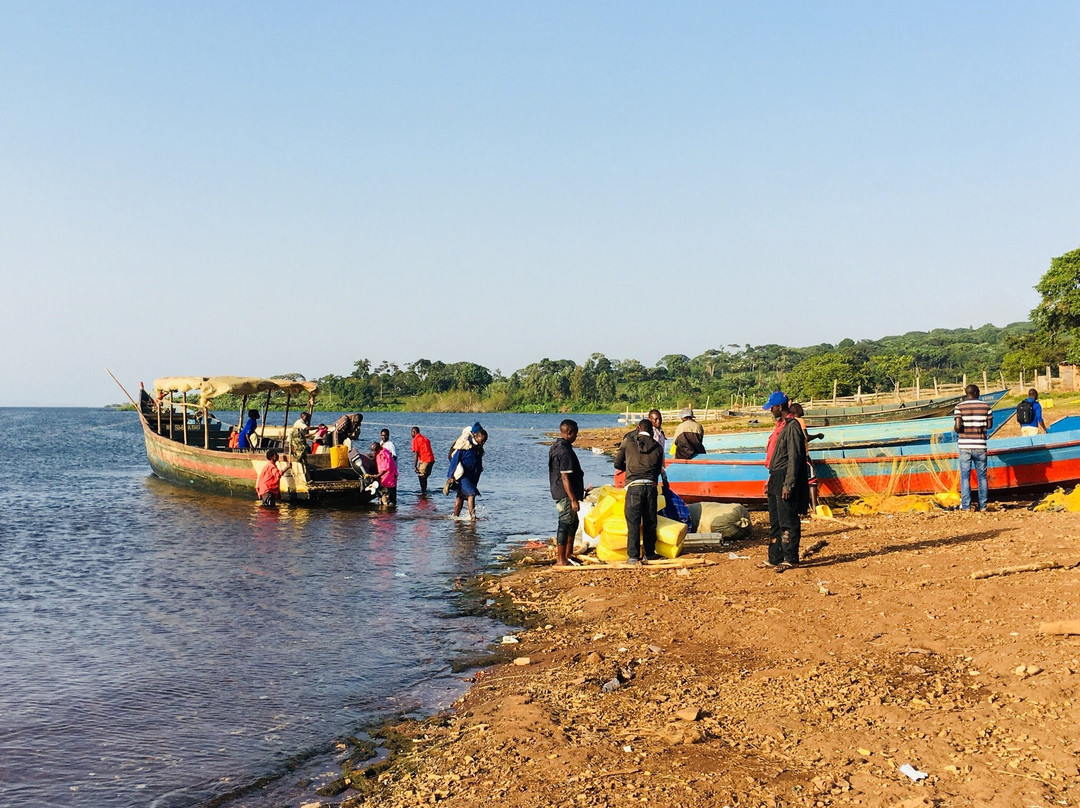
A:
[600, 518, 628, 550]
[584, 494, 618, 537]
[656, 515, 687, 549]
[653, 539, 680, 559]
[596, 542, 629, 563]
[329, 445, 349, 469]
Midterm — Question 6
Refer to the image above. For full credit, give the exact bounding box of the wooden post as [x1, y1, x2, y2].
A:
[962, 373, 967, 390]
[238, 396, 248, 431]
[258, 391, 271, 447]
[856, 384, 862, 403]
[167, 393, 174, 440]
[983, 370, 988, 392]
[282, 393, 292, 453]
[832, 379, 838, 403]
[933, 377, 939, 395]
[1019, 369, 1024, 394]
[915, 373, 920, 402]
[180, 391, 188, 445]
[156, 397, 161, 435]
[203, 404, 210, 450]
[1047, 365, 1052, 390]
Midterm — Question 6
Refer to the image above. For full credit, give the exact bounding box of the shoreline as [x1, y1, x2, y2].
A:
[309, 505, 1080, 808]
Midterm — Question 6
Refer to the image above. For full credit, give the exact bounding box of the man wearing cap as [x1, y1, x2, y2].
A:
[761, 391, 809, 572]
[672, 408, 707, 459]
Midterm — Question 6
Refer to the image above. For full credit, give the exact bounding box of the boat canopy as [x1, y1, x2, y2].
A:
[153, 376, 318, 401]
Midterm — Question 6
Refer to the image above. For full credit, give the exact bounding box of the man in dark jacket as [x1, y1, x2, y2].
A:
[761, 392, 809, 572]
[613, 419, 665, 565]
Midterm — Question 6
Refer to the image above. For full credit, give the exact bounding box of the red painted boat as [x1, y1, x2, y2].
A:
[662, 429, 1080, 504]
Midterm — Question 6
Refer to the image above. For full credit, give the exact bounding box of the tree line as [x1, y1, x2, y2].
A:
[297, 322, 1036, 412]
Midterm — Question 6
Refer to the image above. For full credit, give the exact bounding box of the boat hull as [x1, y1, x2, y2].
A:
[665, 431, 1080, 505]
[142, 418, 374, 505]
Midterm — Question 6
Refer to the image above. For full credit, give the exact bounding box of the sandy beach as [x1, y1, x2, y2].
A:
[324, 502, 1080, 808]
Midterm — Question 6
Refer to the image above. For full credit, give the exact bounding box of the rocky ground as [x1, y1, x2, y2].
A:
[314, 505, 1080, 808]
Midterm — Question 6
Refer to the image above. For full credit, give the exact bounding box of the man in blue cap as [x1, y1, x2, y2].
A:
[760, 391, 809, 572]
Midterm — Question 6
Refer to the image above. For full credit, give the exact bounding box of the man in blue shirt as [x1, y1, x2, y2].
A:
[1018, 389, 1047, 436]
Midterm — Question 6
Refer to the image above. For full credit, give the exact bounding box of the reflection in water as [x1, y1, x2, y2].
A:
[0, 408, 616, 808]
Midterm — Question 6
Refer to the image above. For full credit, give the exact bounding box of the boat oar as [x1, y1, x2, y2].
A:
[105, 368, 141, 413]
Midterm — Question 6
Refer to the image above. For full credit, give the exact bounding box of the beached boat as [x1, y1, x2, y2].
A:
[797, 389, 1007, 427]
[700, 391, 1010, 453]
[136, 376, 376, 505]
[664, 421, 1080, 504]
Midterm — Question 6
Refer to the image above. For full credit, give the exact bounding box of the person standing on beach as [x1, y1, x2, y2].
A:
[411, 426, 436, 494]
[761, 392, 808, 571]
[613, 419, 664, 565]
[954, 384, 993, 512]
[549, 419, 586, 567]
[648, 409, 670, 487]
[1016, 389, 1047, 436]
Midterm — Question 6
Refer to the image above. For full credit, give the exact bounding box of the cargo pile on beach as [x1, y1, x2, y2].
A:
[316, 506, 1080, 808]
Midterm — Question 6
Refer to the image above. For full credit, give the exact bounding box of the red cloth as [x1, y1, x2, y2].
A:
[765, 416, 793, 469]
[411, 433, 435, 464]
[256, 461, 283, 497]
[228, 431, 239, 449]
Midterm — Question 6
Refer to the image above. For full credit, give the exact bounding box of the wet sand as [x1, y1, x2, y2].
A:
[322, 505, 1080, 808]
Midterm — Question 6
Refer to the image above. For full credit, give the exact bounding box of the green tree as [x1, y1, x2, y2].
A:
[784, 352, 861, 400]
[1030, 247, 1080, 363]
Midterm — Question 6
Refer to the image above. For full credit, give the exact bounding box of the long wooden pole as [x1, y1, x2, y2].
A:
[258, 391, 271, 447]
[282, 393, 292, 452]
[181, 391, 188, 445]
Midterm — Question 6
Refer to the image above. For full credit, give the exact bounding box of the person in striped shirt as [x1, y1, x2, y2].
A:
[953, 384, 993, 512]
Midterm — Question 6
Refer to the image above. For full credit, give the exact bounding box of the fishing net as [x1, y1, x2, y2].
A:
[1032, 486, 1080, 513]
[837, 433, 960, 515]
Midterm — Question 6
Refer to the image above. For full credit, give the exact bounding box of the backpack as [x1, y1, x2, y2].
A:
[1016, 399, 1035, 426]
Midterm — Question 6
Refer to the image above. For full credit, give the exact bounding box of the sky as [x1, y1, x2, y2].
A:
[2, 2, 1079, 406]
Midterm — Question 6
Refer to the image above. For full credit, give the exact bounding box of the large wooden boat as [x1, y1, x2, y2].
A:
[798, 389, 1007, 427]
[664, 422, 1080, 504]
[137, 376, 375, 505]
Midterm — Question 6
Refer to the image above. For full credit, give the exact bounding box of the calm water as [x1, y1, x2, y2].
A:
[0, 409, 616, 808]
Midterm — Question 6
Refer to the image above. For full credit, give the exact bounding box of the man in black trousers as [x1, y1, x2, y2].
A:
[614, 419, 664, 566]
[761, 392, 809, 572]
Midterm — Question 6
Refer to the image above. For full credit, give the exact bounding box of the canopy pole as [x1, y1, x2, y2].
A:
[238, 396, 248, 432]
[181, 392, 188, 445]
[203, 402, 210, 450]
[167, 393, 174, 440]
[282, 393, 291, 453]
[259, 391, 271, 448]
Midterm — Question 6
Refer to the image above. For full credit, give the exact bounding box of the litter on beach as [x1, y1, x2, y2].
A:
[898, 764, 928, 781]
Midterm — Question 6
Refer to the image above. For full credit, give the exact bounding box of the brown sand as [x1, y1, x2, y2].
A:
[331, 506, 1080, 808]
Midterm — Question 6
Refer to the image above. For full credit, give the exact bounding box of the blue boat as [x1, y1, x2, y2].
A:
[698, 390, 1009, 453]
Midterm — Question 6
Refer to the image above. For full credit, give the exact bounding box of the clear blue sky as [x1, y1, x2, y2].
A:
[2, 2, 1078, 405]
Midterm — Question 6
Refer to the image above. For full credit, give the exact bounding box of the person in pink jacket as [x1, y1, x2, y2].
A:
[370, 442, 398, 508]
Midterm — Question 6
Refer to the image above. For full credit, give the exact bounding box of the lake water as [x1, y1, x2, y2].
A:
[0, 409, 617, 808]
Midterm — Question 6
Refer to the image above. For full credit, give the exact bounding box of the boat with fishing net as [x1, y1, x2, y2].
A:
[133, 375, 376, 505]
[700, 391, 1010, 453]
[665, 422, 1080, 504]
